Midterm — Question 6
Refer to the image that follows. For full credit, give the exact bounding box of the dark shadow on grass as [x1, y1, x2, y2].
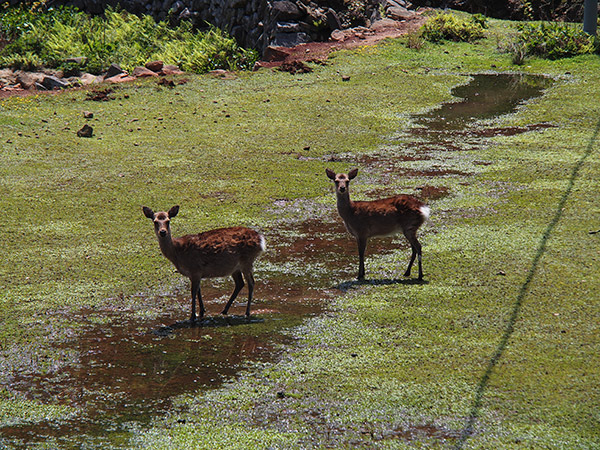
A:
[152, 315, 265, 336]
[335, 277, 429, 292]
[454, 118, 600, 449]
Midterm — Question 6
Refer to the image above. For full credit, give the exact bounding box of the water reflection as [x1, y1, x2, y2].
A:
[413, 74, 553, 131]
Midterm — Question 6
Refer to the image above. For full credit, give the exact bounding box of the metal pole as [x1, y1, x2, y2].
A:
[583, 0, 598, 35]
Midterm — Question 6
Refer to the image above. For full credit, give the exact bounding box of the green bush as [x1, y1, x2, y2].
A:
[0, 5, 258, 74]
[421, 13, 485, 43]
[513, 21, 599, 60]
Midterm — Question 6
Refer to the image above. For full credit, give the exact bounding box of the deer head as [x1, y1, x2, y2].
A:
[143, 205, 179, 238]
[326, 168, 358, 194]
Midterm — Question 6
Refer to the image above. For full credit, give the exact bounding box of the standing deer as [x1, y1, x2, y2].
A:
[326, 168, 430, 281]
[143, 205, 265, 321]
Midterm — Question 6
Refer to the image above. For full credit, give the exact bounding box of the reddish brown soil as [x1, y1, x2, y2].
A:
[259, 16, 425, 70]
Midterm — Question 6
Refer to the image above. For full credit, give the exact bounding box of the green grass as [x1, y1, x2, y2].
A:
[1, 14, 599, 449]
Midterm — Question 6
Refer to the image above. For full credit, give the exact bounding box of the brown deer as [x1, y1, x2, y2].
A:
[143, 205, 265, 321]
[326, 168, 430, 281]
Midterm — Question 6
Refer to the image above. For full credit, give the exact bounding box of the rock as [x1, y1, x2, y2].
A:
[170, 0, 184, 14]
[132, 66, 159, 77]
[263, 46, 291, 62]
[77, 124, 94, 137]
[83, 111, 94, 119]
[370, 18, 400, 32]
[277, 21, 302, 33]
[159, 65, 184, 75]
[386, 6, 416, 20]
[79, 73, 102, 85]
[0, 68, 15, 86]
[42, 75, 69, 90]
[105, 63, 125, 79]
[271, 31, 310, 47]
[270, 1, 303, 21]
[330, 29, 346, 41]
[209, 69, 228, 78]
[385, 0, 411, 8]
[145, 60, 164, 73]
[105, 73, 136, 84]
[326, 8, 342, 30]
[178, 7, 192, 20]
[65, 56, 87, 65]
[16, 71, 44, 89]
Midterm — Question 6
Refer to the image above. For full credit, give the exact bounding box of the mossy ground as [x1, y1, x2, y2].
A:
[0, 14, 599, 449]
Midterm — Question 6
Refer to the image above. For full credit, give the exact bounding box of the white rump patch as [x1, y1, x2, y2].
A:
[420, 205, 431, 221]
[259, 234, 267, 252]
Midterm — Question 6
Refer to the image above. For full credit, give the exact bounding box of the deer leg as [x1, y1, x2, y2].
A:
[243, 271, 255, 317]
[404, 245, 417, 278]
[197, 283, 206, 318]
[403, 229, 423, 280]
[222, 271, 244, 315]
[190, 278, 200, 322]
[357, 237, 367, 280]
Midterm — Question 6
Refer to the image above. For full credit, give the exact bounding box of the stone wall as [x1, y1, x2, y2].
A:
[30, 0, 397, 53]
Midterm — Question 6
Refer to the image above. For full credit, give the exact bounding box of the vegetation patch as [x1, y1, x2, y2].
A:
[421, 12, 486, 43]
[510, 21, 600, 62]
[0, 5, 257, 74]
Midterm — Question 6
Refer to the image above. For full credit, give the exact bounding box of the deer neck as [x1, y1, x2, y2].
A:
[157, 234, 178, 265]
[336, 190, 355, 220]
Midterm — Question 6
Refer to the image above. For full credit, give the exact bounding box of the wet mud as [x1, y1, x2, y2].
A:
[1, 223, 340, 447]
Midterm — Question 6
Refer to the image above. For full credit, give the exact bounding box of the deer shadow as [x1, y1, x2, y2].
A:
[151, 314, 265, 336]
[335, 277, 429, 293]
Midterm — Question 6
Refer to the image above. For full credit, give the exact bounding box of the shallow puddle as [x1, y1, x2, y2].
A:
[412, 73, 553, 131]
[1, 73, 554, 448]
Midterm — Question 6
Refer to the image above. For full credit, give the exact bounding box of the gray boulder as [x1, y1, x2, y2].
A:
[42, 75, 69, 90]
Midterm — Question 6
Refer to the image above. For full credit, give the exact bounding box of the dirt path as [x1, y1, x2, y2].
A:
[258, 17, 425, 69]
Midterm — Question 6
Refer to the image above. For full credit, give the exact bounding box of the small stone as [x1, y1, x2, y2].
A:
[105, 73, 136, 84]
[159, 65, 184, 75]
[105, 63, 125, 79]
[132, 66, 159, 78]
[42, 75, 69, 90]
[145, 60, 164, 73]
[77, 124, 93, 138]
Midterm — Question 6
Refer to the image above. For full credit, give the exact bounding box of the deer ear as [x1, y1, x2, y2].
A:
[348, 168, 358, 180]
[168, 205, 180, 218]
[142, 206, 155, 219]
[325, 168, 336, 180]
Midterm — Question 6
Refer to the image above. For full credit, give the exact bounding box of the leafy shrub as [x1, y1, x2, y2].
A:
[405, 31, 425, 50]
[153, 25, 257, 73]
[513, 21, 599, 60]
[421, 13, 485, 43]
[0, 5, 258, 74]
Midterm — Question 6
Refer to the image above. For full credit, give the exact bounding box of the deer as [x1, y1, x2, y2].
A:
[142, 205, 266, 322]
[326, 168, 430, 281]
